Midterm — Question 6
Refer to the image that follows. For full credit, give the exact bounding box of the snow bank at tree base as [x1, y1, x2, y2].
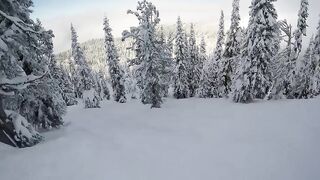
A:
[0, 98, 320, 180]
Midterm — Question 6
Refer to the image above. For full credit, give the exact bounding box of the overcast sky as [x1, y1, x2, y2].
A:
[31, 0, 320, 53]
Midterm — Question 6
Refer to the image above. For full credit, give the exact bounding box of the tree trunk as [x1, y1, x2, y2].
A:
[0, 95, 18, 147]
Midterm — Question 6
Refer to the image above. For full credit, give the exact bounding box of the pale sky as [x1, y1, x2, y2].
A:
[31, 0, 320, 53]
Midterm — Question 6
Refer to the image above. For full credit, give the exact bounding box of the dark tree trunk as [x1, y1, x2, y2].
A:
[0, 96, 18, 147]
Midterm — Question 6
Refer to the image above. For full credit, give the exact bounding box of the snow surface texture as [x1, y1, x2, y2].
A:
[1, 98, 320, 180]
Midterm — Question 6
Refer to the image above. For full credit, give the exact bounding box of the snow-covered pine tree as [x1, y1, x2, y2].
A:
[233, 0, 280, 103]
[289, 0, 310, 98]
[93, 72, 103, 101]
[68, 56, 77, 93]
[97, 70, 110, 100]
[313, 18, 320, 96]
[188, 24, 201, 97]
[48, 35, 77, 106]
[70, 24, 100, 108]
[173, 17, 190, 99]
[70, 24, 82, 98]
[221, 0, 241, 97]
[267, 20, 294, 100]
[58, 64, 78, 105]
[158, 26, 174, 97]
[103, 17, 126, 103]
[296, 18, 320, 98]
[224, 0, 241, 58]
[214, 11, 225, 97]
[16, 20, 66, 130]
[122, 0, 163, 108]
[197, 38, 211, 98]
[292, 0, 309, 60]
[123, 63, 139, 99]
[295, 36, 317, 98]
[0, 0, 50, 147]
[167, 32, 174, 59]
[123, 62, 139, 99]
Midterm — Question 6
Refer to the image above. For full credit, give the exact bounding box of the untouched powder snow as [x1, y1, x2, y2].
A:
[0, 98, 320, 180]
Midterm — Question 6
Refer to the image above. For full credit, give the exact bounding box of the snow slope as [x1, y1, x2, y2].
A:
[0, 98, 320, 180]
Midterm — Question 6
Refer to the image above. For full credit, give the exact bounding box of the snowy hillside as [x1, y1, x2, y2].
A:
[1, 98, 319, 180]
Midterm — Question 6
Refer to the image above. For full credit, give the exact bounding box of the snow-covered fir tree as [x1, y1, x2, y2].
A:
[289, 0, 310, 98]
[197, 38, 211, 98]
[122, 0, 163, 108]
[68, 56, 77, 91]
[103, 17, 126, 103]
[224, 0, 241, 58]
[173, 17, 190, 99]
[295, 18, 320, 98]
[295, 36, 317, 98]
[267, 20, 294, 100]
[233, 0, 280, 103]
[269, 0, 309, 99]
[167, 32, 174, 59]
[188, 24, 201, 97]
[58, 64, 78, 106]
[123, 63, 139, 99]
[70, 24, 100, 108]
[96, 70, 110, 100]
[313, 20, 320, 96]
[213, 11, 225, 97]
[70, 24, 83, 98]
[0, 0, 67, 147]
[15, 20, 66, 130]
[292, 0, 309, 60]
[48, 31, 77, 107]
[158, 26, 174, 97]
[221, 0, 241, 97]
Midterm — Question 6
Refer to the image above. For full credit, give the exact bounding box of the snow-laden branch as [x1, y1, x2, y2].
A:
[0, 74, 43, 86]
[0, 10, 40, 34]
[0, 71, 47, 96]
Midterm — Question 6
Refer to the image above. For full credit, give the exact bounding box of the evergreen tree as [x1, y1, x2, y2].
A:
[122, 0, 163, 108]
[214, 11, 225, 97]
[123, 63, 139, 99]
[221, 0, 241, 97]
[58, 64, 78, 105]
[197, 38, 211, 98]
[167, 32, 174, 59]
[47, 32, 77, 106]
[70, 24, 82, 98]
[97, 70, 110, 100]
[70, 24, 100, 108]
[188, 24, 201, 97]
[267, 20, 294, 99]
[289, 0, 309, 98]
[269, 0, 309, 99]
[17, 21, 66, 130]
[0, 0, 59, 147]
[295, 36, 317, 98]
[158, 26, 174, 97]
[292, 0, 309, 60]
[68, 56, 77, 94]
[233, 0, 280, 103]
[296, 18, 320, 98]
[103, 17, 126, 103]
[313, 18, 320, 95]
[173, 17, 190, 99]
[224, 0, 241, 58]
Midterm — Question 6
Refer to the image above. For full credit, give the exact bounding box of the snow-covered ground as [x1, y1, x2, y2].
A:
[1, 98, 320, 180]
